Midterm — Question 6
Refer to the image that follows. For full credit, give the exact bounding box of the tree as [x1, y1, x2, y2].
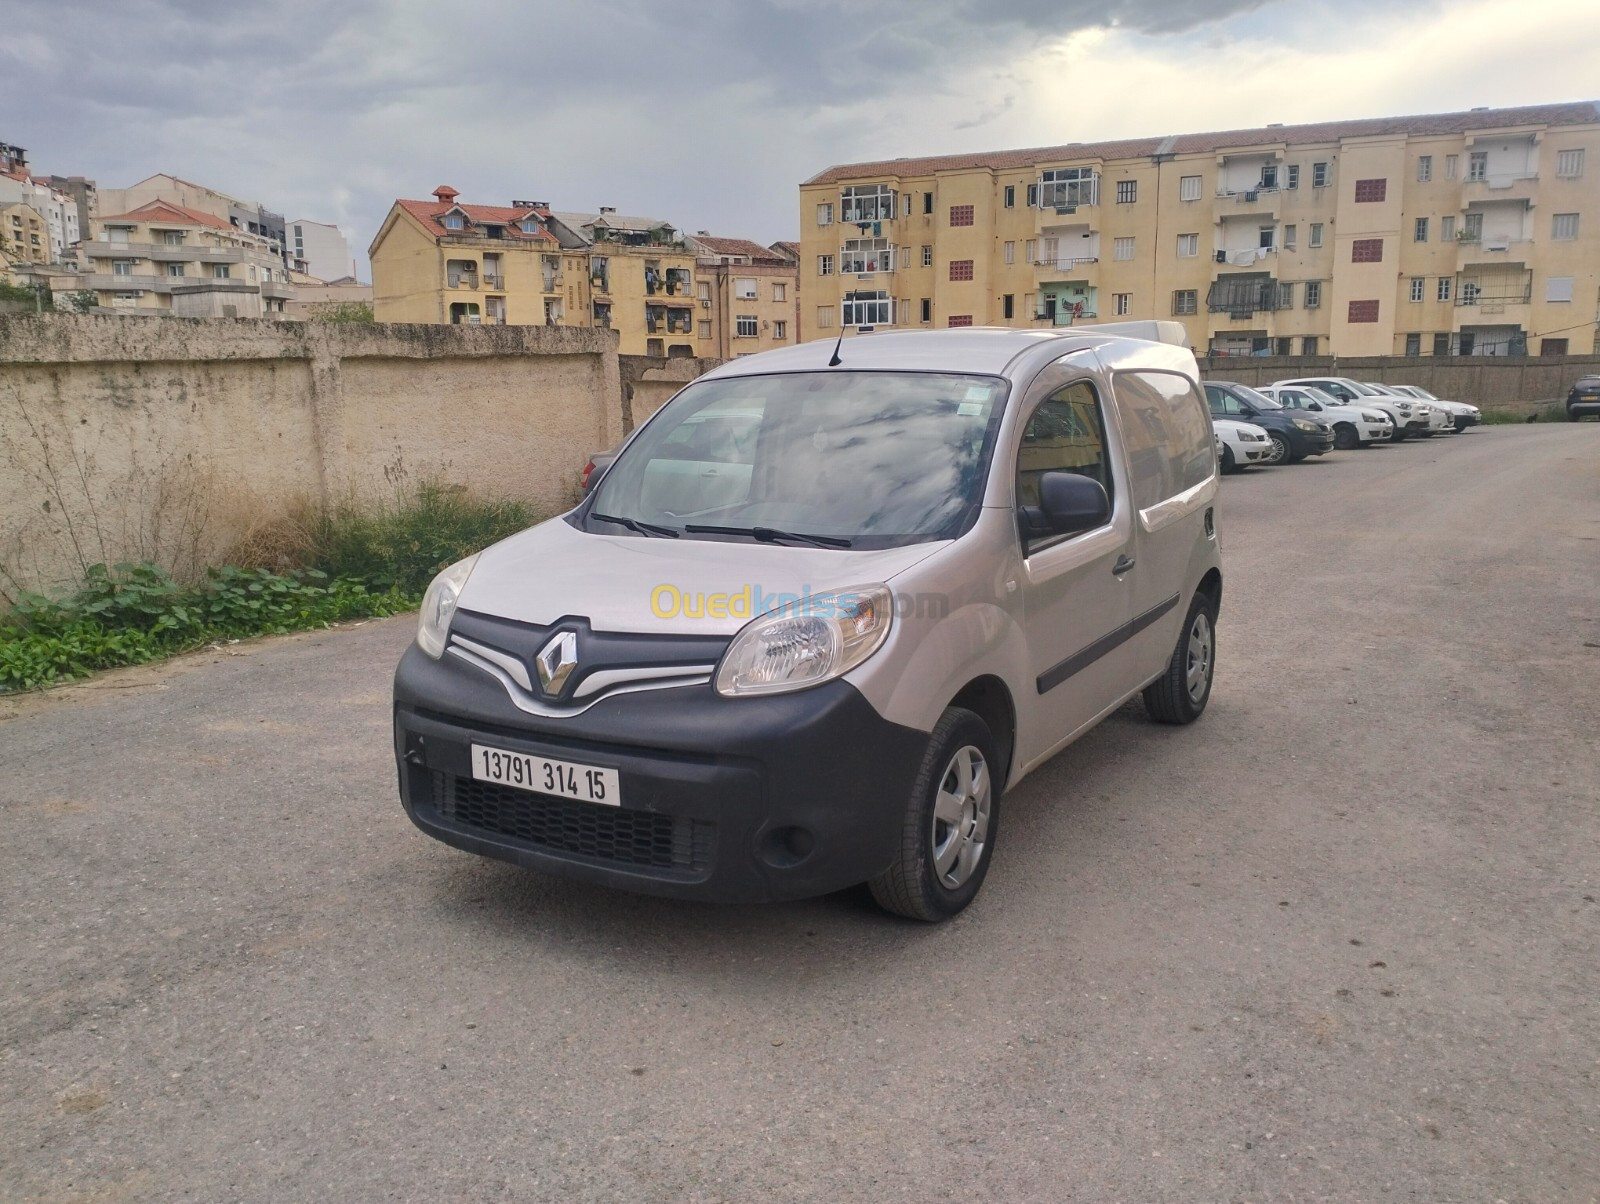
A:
[309, 301, 374, 324]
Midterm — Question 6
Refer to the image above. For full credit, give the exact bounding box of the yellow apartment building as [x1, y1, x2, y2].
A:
[685, 234, 801, 358]
[1, 202, 50, 265]
[78, 200, 292, 316]
[799, 101, 1600, 358]
[370, 188, 712, 357]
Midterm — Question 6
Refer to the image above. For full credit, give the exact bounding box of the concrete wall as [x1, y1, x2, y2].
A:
[1197, 354, 1600, 412]
[0, 314, 627, 596]
[617, 354, 722, 432]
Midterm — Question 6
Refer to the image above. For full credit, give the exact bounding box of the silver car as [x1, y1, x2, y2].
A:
[394, 322, 1225, 921]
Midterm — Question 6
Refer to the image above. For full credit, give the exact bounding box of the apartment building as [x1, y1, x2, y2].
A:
[80, 200, 293, 316]
[99, 174, 288, 265]
[1, 203, 50, 265]
[370, 188, 713, 356]
[799, 101, 1600, 357]
[0, 172, 80, 262]
[685, 234, 800, 357]
[286, 218, 356, 281]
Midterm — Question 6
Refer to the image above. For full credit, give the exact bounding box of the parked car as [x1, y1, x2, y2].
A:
[1256, 384, 1393, 449]
[393, 321, 1224, 921]
[1213, 417, 1276, 471]
[1355, 383, 1453, 436]
[579, 447, 618, 493]
[1203, 381, 1335, 463]
[1273, 376, 1427, 440]
[1385, 385, 1480, 431]
[1565, 375, 1600, 421]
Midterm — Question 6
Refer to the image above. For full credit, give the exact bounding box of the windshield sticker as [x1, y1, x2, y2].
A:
[957, 401, 985, 416]
[963, 385, 991, 402]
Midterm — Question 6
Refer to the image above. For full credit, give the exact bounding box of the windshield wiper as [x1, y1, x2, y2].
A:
[591, 512, 680, 538]
[683, 524, 853, 549]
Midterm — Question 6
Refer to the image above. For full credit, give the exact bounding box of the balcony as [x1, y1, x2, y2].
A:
[1460, 171, 1538, 204]
[482, 274, 504, 290]
[447, 276, 479, 290]
[1457, 235, 1531, 269]
[1214, 188, 1280, 218]
[91, 241, 250, 265]
[1035, 175, 1099, 209]
[1033, 255, 1099, 278]
[1206, 275, 1285, 316]
[85, 273, 172, 294]
[261, 280, 295, 300]
[1456, 269, 1532, 316]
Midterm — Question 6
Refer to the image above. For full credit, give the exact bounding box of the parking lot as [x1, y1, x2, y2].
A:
[2, 425, 1597, 1203]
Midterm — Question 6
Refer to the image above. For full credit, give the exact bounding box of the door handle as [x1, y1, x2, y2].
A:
[1112, 554, 1136, 575]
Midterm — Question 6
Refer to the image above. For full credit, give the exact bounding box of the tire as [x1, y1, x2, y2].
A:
[1143, 590, 1218, 726]
[1454, 417, 1469, 432]
[1220, 443, 1237, 473]
[1570, 409, 1581, 422]
[1332, 423, 1360, 450]
[1391, 429, 1408, 442]
[869, 707, 1000, 922]
[1267, 431, 1291, 464]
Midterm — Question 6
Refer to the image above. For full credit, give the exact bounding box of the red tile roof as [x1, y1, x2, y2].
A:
[95, 199, 235, 230]
[805, 101, 1600, 184]
[395, 197, 558, 243]
[690, 234, 786, 262]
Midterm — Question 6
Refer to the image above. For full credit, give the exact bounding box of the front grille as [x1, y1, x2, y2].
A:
[430, 771, 713, 873]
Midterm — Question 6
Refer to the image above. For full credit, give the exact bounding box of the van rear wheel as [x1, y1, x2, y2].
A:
[869, 707, 1000, 922]
[1143, 590, 1217, 725]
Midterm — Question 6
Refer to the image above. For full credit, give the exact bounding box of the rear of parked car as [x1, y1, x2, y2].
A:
[1567, 376, 1600, 421]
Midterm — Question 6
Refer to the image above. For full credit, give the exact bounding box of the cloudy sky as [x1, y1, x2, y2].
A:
[4, 0, 1595, 276]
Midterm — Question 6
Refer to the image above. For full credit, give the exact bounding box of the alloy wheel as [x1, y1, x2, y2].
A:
[1186, 612, 1213, 705]
[931, 745, 991, 889]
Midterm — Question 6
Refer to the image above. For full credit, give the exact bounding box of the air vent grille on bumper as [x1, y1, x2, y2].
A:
[430, 771, 714, 872]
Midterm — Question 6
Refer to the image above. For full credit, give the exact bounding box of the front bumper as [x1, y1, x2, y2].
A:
[1291, 429, 1336, 456]
[1358, 421, 1393, 443]
[393, 643, 930, 904]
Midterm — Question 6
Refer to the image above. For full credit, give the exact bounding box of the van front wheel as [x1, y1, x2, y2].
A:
[1143, 591, 1217, 725]
[869, 707, 1000, 922]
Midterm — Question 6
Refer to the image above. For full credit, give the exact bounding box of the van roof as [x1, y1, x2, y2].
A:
[701, 322, 1193, 381]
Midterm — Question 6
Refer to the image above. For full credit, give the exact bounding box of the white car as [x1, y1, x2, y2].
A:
[1213, 418, 1275, 471]
[1257, 385, 1393, 449]
[1273, 376, 1428, 440]
[1355, 382, 1452, 435]
[1386, 384, 1480, 432]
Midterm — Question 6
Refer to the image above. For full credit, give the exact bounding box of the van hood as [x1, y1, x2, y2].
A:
[455, 516, 949, 635]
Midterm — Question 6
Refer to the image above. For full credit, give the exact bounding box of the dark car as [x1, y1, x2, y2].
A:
[1567, 375, 1600, 422]
[1203, 381, 1335, 463]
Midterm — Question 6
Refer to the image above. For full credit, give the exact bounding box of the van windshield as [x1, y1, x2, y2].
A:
[584, 370, 1009, 549]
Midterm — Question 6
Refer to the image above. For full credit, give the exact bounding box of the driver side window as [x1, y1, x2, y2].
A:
[1015, 381, 1114, 529]
[1204, 384, 1244, 416]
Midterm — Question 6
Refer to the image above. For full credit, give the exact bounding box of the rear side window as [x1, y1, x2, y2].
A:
[1204, 383, 1244, 416]
[1115, 371, 1214, 509]
[1015, 381, 1114, 517]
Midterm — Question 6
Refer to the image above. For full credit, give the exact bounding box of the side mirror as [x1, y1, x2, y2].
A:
[1036, 471, 1110, 537]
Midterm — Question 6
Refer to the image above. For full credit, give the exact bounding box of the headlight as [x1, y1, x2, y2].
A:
[1292, 418, 1318, 431]
[417, 553, 479, 659]
[1394, 402, 1413, 411]
[715, 584, 892, 696]
[1246, 432, 1266, 441]
[1363, 411, 1387, 423]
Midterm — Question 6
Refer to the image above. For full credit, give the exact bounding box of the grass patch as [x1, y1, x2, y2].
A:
[1480, 401, 1565, 424]
[1, 482, 542, 692]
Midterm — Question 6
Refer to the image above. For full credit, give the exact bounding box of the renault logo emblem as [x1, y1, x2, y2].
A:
[534, 631, 578, 695]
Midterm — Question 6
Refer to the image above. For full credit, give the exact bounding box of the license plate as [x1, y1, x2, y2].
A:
[469, 744, 620, 806]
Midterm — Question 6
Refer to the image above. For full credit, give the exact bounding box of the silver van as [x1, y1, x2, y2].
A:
[393, 322, 1223, 921]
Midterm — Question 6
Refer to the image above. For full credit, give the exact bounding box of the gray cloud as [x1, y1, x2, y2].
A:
[4, 0, 1350, 264]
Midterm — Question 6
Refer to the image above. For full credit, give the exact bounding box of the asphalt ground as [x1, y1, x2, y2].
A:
[2, 424, 1597, 1203]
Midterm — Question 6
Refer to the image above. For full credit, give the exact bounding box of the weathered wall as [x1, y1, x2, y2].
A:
[1197, 354, 1600, 413]
[618, 354, 722, 432]
[0, 314, 626, 596]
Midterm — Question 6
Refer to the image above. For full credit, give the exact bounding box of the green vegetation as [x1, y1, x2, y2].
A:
[1480, 401, 1565, 424]
[1, 482, 540, 692]
[308, 300, 375, 324]
[0, 278, 49, 307]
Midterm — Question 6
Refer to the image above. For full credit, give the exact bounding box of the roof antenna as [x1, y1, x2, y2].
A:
[827, 326, 846, 367]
